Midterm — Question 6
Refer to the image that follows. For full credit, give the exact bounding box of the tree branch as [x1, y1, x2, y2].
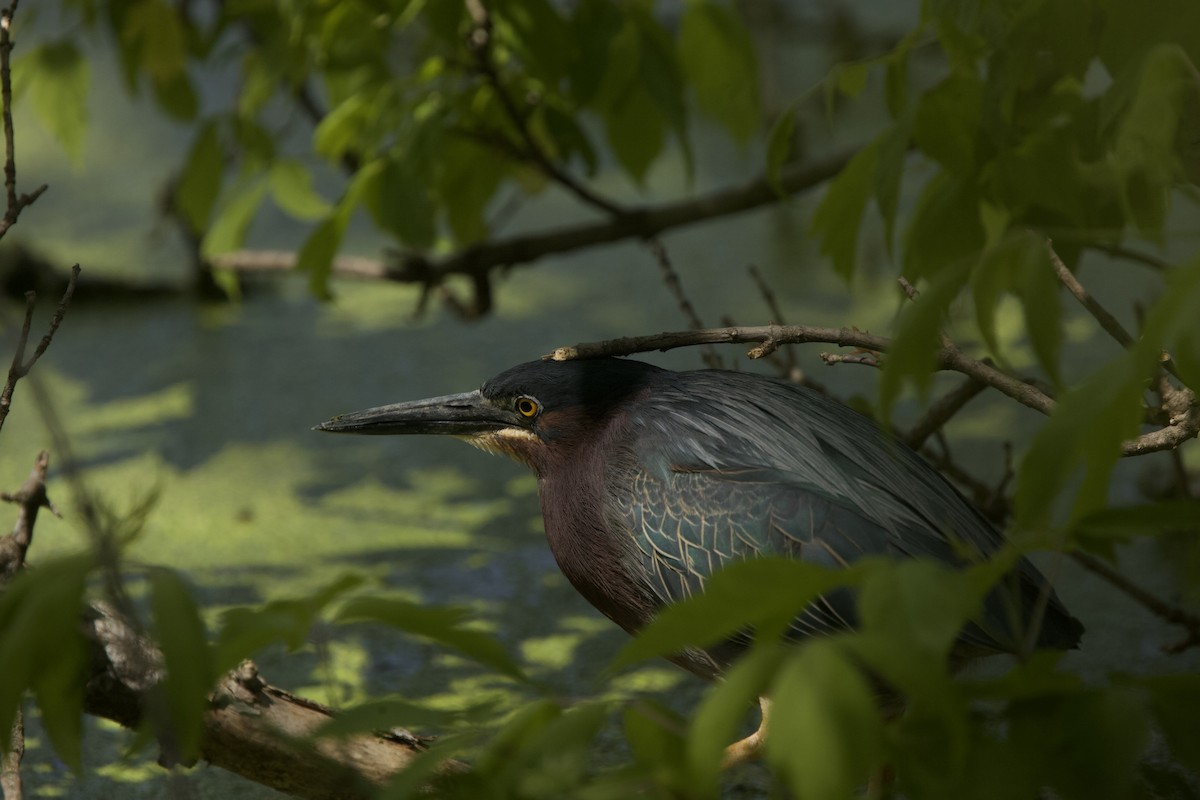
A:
[210, 149, 854, 306]
[646, 238, 723, 369]
[0, 265, 81, 434]
[83, 603, 467, 799]
[1070, 551, 1200, 655]
[547, 325, 1059, 417]
[0, 1, 46, 241]
[904, 376, 987, 450]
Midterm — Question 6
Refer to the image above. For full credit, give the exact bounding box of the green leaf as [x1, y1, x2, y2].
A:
[151, 70, 198, 122]
[678, 0, 760, 142]
[1011, 687, 1150, 800]
[962, 649, 1081, 702]
[1110, 44, 1197, 238]
[623, 699, 686, 774]
[314, 95, 369, 162]
[604, 85, 665, 185]
[913, 68, 983, 176]
[765, 642, 885, 800]
[268, 160, 332, 221]
[1014, 354, 1150, 528]
[174, 121, 224, 232]
[1138, 249, 1200, 393]
[836, 61, 869, 99]
[148, 567, 213, 762]
[0, 556, 93, 770]
[317, 696, 497, 739]
[200, 177, 268, 258]
[568, 0, 624, 106]
[13, 40, 90, 163]
[362, 155, 437, 249]
[122, 0, 187, 82]
[903, 172, 984, 283]
[1017, 251, 1062, 384]
[810, 139, 881, 281]
[874, 116, 912, 254]
[685, 644, 784, 795]
[1097, 0, 1200, 77]
[494, 0, 572, 83]
[765, 105, 798, 196]
[611, 559, 858, 670]
[538, 102, 598, 177]
[888, 176, 988, 417]
[1071, 501, 1200, 554]
[336, 597, 527, 682]
[631, 7, 691, 174]
[858, 560, 988, 658]
[880, 255, 972, 417]
[1143, 674, 1200, 773]
[473, 699, 562, 773]
[296, 214, 345, 301]
[214, 573, 364, 672]
[884, 39, 912, 118]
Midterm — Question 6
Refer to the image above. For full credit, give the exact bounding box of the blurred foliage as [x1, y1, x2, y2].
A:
[3, 0, 1200, 798]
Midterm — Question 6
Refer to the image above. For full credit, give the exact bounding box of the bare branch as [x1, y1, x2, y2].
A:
[647, 239, 722, 369]
[1121, 402, 1200, 457]
[211, 251, 394, 280]
[1081, 241, 1171, 272]
[1, 711, 21, 800]
[819, 351, 881, 368]
[1047, 241, 1135, 349]
[747, 265, 801, 373]
[1071, 551, 1200, 654]
[904, 376, 988, 450]
[208, 150, 852, 309]
[0, 451, 56, 582]
[548, 325, 1059, 416]
[0, 265, 81, 433]
[0, 2, 47, 241]
[83, 603, 468, 799]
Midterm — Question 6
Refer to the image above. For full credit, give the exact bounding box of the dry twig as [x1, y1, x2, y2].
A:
[0, 2, 46, 240]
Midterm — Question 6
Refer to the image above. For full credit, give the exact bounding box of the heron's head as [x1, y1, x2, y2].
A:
[315, 357, 662, 472]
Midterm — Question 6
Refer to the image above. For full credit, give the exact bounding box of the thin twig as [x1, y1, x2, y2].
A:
[549, 326, 1200, 457]
[0, 1, 18, 214]
[1071, 551, 1200, 654]
[0, 265, 81, 433]
[647, 238, 722, 369]
[1082, 241, 1171, 272]
[747, 265, 800, 375]
[0, 450, 58, 583]
[820, 352, 881, 368]
[1047, 241, 1135, 349]
[904, 376, 987, 450]
[0, 1, 47, 241]
[464, 0, 625, 217]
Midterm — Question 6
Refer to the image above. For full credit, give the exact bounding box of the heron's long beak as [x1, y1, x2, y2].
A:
[314, 391, 518, 436]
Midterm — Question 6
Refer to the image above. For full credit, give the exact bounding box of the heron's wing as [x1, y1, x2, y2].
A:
[612, 370, 1080, 655]
[609, 463, 882, 644]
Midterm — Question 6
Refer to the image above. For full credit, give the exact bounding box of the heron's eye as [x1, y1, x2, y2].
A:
[515, 397, 539, 418]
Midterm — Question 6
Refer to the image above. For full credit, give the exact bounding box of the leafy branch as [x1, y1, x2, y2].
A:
[210, 147, 853, 316]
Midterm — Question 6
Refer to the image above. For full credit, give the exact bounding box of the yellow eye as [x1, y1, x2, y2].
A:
[515, 397, 539, 418]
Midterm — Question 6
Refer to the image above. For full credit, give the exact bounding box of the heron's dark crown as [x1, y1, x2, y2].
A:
[481, 358, 665, 419]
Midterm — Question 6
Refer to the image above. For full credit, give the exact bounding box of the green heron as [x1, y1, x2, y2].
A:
[316, 357, 1083, 764]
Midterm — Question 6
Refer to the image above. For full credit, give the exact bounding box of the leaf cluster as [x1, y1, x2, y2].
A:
[20, 0, 762, 298]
